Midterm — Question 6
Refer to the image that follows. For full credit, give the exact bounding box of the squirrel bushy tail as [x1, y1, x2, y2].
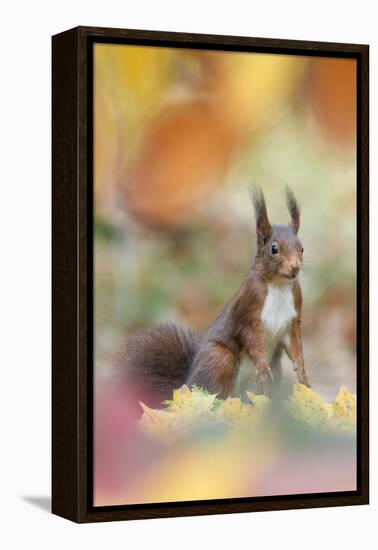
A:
[118, 323, 200, 411]
[116, 188, 310, 411]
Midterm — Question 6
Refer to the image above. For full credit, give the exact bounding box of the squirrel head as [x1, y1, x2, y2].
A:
[252, 186, 304, 283]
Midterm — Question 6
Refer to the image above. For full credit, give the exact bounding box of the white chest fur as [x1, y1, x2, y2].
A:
[261, 284, 296, 347]
[233, 284, 297, 396]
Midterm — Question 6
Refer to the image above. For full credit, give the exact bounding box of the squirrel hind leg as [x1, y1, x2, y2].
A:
[186, 341, 238, 399]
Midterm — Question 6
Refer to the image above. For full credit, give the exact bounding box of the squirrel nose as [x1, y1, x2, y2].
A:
[291, 265, 300, 277]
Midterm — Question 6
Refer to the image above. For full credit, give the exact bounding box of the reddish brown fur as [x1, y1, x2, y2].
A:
[120, 187, 310, 408]
[186, 187, 310, 395]
[282, 282, 309, 386]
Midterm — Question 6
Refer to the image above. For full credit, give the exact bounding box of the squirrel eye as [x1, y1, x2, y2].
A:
[271, 242, 279, 255]
[301, 247, 304, 253]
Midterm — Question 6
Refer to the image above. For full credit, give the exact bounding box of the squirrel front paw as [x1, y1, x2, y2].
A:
[298, 372, 311, 387]
[255, 365, 274, 395]
[294, 364, 311, 387]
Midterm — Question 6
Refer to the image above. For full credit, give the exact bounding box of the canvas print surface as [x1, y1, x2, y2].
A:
[93, 43, 357, 506]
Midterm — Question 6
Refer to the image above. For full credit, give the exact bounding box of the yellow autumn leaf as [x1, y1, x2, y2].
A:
[330, 386, 356, 430]
[168, 385, 218, 416]
[334, 386, 356, 418]
[287, 383, 332, 427]
[171, 384, 192, 409]
[139, 402, 175, 436]
[215, 394, 271, 427]
[139, 384, 356, 440]
[246, 391, 271, 410]
[220, 397, 243, 416]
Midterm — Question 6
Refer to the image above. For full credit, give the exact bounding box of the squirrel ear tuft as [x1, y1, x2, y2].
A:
[251, 187, 272, 246]
[285, 186, 300, 234]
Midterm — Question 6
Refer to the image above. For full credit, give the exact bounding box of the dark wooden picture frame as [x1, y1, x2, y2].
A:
[52, 26, 369, 523]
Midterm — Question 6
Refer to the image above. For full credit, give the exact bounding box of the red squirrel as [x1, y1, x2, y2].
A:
[119, 187, 310, 410]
